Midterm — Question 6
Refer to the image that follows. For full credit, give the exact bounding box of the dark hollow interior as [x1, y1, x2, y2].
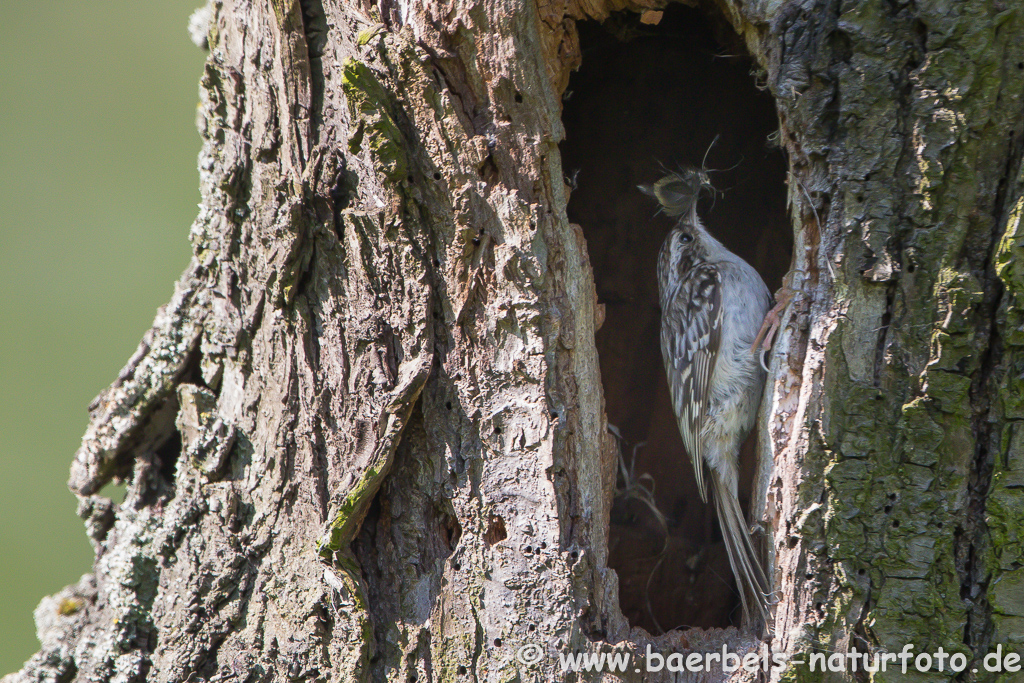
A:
[560, 5, 792, 632]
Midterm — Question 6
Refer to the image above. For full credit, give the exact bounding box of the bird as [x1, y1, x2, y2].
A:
[640, 167, 773, 628]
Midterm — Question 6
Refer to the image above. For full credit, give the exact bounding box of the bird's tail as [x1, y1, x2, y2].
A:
[711, 471, 771, 632]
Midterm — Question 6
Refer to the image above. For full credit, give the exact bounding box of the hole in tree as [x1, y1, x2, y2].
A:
[155, 429, 183, 484]
[97, 479, 128, 505]
[561, 5, 791, 632]
[485, 514, 507, 545]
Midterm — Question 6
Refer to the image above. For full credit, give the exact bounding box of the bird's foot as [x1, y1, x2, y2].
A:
[752, 270, 805, 353]
[752, 288, 794, 353]
[752, 271, 805, 371]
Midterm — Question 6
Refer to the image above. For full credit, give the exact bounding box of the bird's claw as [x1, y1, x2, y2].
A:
[752, 288, 794, 352]
[752, 273, 803, 369]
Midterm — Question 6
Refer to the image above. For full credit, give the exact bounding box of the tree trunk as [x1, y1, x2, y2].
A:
[6, 0, 1024, 681]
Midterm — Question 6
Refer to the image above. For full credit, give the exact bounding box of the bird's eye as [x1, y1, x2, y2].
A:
[679, 233, 694, 244]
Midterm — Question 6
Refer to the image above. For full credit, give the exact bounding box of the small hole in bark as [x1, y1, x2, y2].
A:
[524, 545, 533, 554]
[787, 536, 798, 548]
[97, 480, 128, 506]
[514, 91, 523, 103]
[1017, 62, 1023, 69]
[571, 550, 579, 560]
[155, 427, 183, 489]
[494, 426, 502, 434]
[479, 154, 499, 182]
[937, 521, 943, 529]
[856, 195, 864, 202]
[407, 174, 414, 182]
[539, 541, 547, 549]
[888, 493, 897, 500]
[433, 172, 442, 180]
[457, 666, 467, 675]
[433, 258, 440, 267]
[528, 624, 536, 632]
[892, 519, 900, 528]
[884, 504, 892, 513]
[494, 638, 503, 647]
[453, 561, 461, 570]
[472, 237, 481, 246]
[858, 568, 866, 576]
[446, 401, 452, 410]
[485, 515, 507, 545]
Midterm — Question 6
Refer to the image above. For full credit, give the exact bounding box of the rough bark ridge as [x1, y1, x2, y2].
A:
[6, 0, 1024, 681]
[735, 0, 1024, 677]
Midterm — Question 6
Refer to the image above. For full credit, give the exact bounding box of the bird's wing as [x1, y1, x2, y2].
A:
[661, 263, 722, 502]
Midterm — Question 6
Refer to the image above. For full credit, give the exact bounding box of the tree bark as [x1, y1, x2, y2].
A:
[6, 0, 1024, 681]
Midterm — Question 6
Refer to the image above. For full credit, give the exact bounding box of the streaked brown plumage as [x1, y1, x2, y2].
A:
[642, 168, 772, 628]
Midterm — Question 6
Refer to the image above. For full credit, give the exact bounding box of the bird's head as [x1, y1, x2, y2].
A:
[663, 222, 700, 261]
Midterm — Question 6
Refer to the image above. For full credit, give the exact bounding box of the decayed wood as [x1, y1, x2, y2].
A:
[6, 0, 1024, 681]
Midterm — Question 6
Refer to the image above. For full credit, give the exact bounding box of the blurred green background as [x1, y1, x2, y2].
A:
[0, 2, 205, 673]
